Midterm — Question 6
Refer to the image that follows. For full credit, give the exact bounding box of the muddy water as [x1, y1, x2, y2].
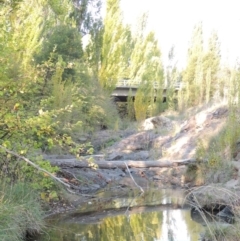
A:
[36, 189, 203, 241]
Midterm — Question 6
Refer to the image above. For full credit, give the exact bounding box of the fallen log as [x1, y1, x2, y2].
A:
[48, 158, 196, 169]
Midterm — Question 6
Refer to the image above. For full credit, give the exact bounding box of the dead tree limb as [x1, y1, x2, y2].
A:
[0, 145, 71, 188]
[48, 158, 197, 169]
[124, 162, 144, 193]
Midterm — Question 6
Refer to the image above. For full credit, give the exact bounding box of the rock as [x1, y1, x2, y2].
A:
[106, 131, 156, 154]
[190, 185, 236, 208]
[231, 161, 240, 178]
[224, 179, 239, 189]
[151, 136, 172, 149]
[107, 153, 123, 160]
[140, 116, 173, 131]
[216, 206, 235, 224]
[234, 152, 240, 161]
[212, 107, 228, 118]
[217, 206, 234, 218]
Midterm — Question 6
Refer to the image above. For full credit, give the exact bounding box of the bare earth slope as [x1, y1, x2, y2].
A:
[47, 103, 234, 196]
[105, 104, 228, 162]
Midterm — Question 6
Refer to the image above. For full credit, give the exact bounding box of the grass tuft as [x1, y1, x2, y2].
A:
[0, 182, 44, 241]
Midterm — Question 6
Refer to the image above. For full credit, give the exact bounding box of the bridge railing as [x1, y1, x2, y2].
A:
[116, 79, 141, 87]
[116, 79, 183, 90]
[116, 79, 162, 88]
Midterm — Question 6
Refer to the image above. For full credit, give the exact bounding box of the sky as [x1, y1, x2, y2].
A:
[119, 0, 240, 69]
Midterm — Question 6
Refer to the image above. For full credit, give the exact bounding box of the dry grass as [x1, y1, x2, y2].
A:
[186, 185, 240, 241]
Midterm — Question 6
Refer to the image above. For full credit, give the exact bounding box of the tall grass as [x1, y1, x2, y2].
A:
[0, 182, 44, 241]
[187, 186, 240, 241]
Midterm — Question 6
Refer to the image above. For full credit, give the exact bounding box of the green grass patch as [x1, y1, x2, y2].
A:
[0, 182, 44, 241]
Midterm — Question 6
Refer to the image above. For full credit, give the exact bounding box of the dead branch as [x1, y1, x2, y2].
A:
[0, 145, 71, 188]
[48, 158, 197, 169]
[124, 162, 144, 193]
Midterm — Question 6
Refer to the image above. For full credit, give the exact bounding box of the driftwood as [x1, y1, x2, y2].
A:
[48, 158, 196, 169]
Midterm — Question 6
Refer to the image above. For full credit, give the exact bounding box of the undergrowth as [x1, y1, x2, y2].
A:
[0, 182, 44, 241]
[186, 106, 239, 185]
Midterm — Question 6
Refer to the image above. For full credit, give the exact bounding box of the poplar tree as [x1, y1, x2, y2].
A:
[130, 31, 163, 82]
[130, 27, 164, 117]
[71, 0, 102, 34]
[182, 23, 204, 107]
[203, 31, 221, 102]
[99, 0, 131, 91]
[165, 46, 179, 110]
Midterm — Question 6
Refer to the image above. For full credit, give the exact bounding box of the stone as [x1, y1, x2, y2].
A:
[140, 116, 173, 131]
[107, 153, 123, 160]
[224, 179, 239, 189]
[234, 152, 240, 161]
[217, 206, 234, 218]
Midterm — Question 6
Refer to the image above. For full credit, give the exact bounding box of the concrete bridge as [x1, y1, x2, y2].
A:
[111, 79, 182, 102]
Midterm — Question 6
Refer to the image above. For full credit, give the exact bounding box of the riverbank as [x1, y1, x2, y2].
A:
[40, 102, 240, 240]
[45, 102, 232, 208]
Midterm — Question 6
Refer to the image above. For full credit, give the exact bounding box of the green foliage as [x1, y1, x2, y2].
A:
[130, 31, 164, 82]
[152, 88, 167, 115]
[36, 25, 83, 63]
[181, 24, 221, 109]
[127, 91, 135, 120]
[70, 0, 102, 35]
[35, 25, 83, 81]
[22, 158, 59, 191]
[0, 182, 44, 241]
[0, 0, 123, 212]
[134, 82, 153, 121]
[99, 0, 131, 91]
[192, 108, 240, 184]
[99, 1, 164, 94]
[48, 0, 72, 17]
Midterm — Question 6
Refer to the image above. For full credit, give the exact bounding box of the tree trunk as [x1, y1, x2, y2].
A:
[48, 158, 196, 169]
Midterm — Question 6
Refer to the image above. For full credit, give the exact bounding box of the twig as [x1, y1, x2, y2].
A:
[124, 162, 144, 193]
[0, 145, 71, 188]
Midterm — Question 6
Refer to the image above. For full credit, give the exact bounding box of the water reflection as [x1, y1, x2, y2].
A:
[157, 210, 201, 241]
[38, 192, 202, 241]
[37, 208, 202, 241]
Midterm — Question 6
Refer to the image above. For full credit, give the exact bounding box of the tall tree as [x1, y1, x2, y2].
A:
[99, 0, 131, 90]
[130, 31, 163, 82]
[128, 16, 164, 116]
[182, 23, 204, 107]
[203, 31, 221, 102]
[181, 24, 222, 108]
[165, 46, 180, 110]
[71, 0, 102, 35]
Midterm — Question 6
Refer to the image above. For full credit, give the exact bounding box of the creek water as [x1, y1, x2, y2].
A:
[35, 189, 204, 241]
